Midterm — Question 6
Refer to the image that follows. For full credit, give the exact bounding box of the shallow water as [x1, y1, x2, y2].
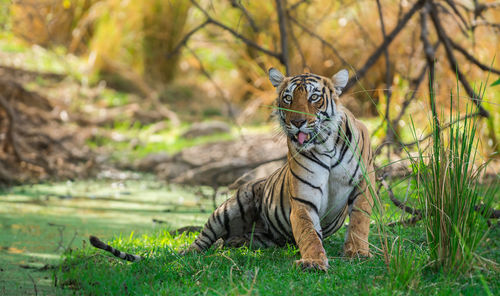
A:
[0, 175, 214, 295]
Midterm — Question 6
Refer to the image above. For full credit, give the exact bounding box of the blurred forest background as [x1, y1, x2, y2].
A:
[0, 0, 499, 185]
[0, 0, 499, 294]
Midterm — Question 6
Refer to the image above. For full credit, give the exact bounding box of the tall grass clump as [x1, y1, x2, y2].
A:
[409, 86, 495, 273]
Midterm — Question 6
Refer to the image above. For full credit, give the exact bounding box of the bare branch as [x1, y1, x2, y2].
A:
[471, 19, 500, 31]
[344, 0, 425, 93]
[443, 0, 471, 32]
[189, 0, 283, 62]
[420, 4, 438, 125]
[448, 38, 500, 75]
[428, 3, 489, 117]
[167, 20, 210, 59]
[186, 46, 237, 122]
[288, 0, 310, 11]
[380, 178, 422, 217]
[229, 0, 260, 32]
[376, 0, 394, 152]
[287, 18, 308, 71]
[275, 0, 290, 75]
[287, 13, 350, 67]
[374, 61, 432, 157]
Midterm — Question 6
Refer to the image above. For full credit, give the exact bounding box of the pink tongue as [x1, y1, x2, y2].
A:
[297, 132, 307, 145]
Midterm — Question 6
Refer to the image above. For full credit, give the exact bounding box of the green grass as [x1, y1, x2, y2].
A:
[408, 85, 497, 274]
[55, 179, 500, 295]
[57, 224, 499, 295]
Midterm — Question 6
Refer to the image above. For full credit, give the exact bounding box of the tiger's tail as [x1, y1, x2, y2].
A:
[89, 236, 142, 262]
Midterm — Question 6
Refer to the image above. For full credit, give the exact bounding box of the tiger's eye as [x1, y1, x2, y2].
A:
[310, 94, 320, 102]
[283, 95, 292, 104]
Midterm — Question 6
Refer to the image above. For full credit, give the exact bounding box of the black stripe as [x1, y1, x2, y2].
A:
[266, 209, 289, 240]
[279, 170, 289, 225]
[254, 236, 269, 248]
[111, 248, 121, 257]
[272, 167, 291, 236]
[323, 205, 347, 235]
[315, 133, 328, 145]
[299, 151, 329, 171]
[274, 205, 291, 239]
[194, 240, 204, 249]
[349, 135, 365, 185]
[289, 168, 323, 194]
[251, 179, 265, 196]
[206, 219, 217, 239]
[201, 229, 214, 242]
[125, 254, 136, 261]
[223, 203, 230, 237]
[291, 157, 313, 173]
[331, 119, 353, 168]
[312, 150, 332, 159]
[347, 133, 361, 163]
[347, 187, 360, 205]
[334, 123, 342, 147]
[199, 236, 212, 246]
[215, 209, 223, 226]
[316, 230, 323, 241]
[291, 195, 319, 214]
[236, 189, 246, 223]
[308, 150, 328, 165]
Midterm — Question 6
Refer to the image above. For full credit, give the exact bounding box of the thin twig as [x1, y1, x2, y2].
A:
[185, 46, 237, 122]
[428, 3, 489, 117]
[287, 15, 308, 71]
[344, 0, 425, 93]
[167, 20, 210, 59]
[448, 38, 500, 75]
[374, 61, 432, 157]
[420, 4, 439, 126]
[27, 273, 38, 296]
[441, 0, 471, 34]
[229, 0, 260, 32]
[381, 178, 422, 217]
[286, 14, 350, 67]
[288, 0, 310, 11]
[402, 112, 482, 147]
[376, 0, 394, 156]
[189, 0, 283, 61]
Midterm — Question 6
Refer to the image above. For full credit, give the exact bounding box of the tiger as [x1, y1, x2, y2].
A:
[90, 68, 377, 271]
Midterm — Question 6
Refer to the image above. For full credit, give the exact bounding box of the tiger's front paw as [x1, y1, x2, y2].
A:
[343, 242, 372, 259]
[294, 258, 329, 272]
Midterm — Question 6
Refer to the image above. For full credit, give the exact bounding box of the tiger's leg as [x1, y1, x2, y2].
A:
[184, 180, 264, 253]
[343, 168, 375, 258]
[290, 201, 328, 271]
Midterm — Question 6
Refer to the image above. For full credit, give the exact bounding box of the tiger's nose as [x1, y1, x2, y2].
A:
[291, 119, 306, 128]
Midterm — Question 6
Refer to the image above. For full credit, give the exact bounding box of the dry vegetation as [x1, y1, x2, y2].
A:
[1, 0, 499, 182]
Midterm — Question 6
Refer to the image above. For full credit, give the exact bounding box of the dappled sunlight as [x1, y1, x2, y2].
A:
[0, 0, 498, 294]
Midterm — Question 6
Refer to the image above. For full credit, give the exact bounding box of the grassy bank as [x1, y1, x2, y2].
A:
[55, 180, 499, 295]
[58, 223, 499, 295]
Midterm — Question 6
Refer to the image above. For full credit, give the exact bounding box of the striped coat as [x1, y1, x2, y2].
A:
[188, 68, 376, 271]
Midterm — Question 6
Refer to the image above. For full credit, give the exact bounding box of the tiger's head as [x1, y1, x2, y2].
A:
[268, 68, 349, 150]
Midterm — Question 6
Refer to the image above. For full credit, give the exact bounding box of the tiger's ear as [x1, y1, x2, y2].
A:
[332, 69, 348, 95]
[268, 67, 285, 87]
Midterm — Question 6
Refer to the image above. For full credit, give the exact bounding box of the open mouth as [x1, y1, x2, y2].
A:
[293, 131, 311, 145]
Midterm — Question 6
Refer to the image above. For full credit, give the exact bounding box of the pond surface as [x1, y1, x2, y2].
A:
[0, 174, 215, 295]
